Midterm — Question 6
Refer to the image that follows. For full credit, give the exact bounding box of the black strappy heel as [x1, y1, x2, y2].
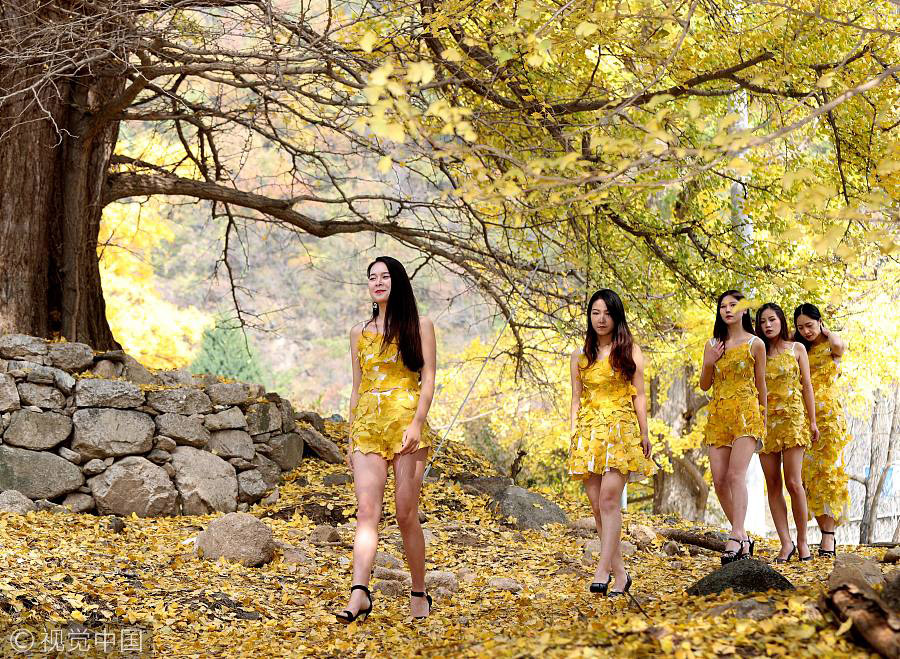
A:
[819, 531, 836, 557]
[608, 573, 632, 598]
[737, 538, 754, 560]
[335, 584, 373, 624]
[411, 590, 432, 619]
[721, 537, 743, 565]
[775, 543, 797, 564]
[589, 575, 611, 595]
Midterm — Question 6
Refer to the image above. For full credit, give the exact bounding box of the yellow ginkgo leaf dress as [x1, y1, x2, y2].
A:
[704, 337, 765, 450]
[762, 345, 811, 453]
[802, 342, 850, 521]
[349, 330, 434, 460]
[568, 355, 655, 482]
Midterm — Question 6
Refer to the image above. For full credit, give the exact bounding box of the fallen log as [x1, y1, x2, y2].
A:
[656, 528, 726, 552]
[820, 575, 900, 658]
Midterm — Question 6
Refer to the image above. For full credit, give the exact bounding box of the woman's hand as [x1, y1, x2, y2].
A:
[399, 419, 423, 455]
[703, 340, 725, 368]
[345, 445, 354, 469]
[820, 322, 830, 339]
[809, 422, 819, 443]
[641, 435, 652, 459]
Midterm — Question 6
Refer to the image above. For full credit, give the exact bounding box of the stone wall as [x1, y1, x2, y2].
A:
[0, 334, 314, 517]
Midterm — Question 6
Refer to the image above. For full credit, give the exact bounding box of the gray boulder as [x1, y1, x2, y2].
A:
[686, 559, 795, 596]
[154, 436, 177, 452]
[170, 446, 238, 515]
[250, 453, 281, 488]
[47, 342, 95, 372]
[154, 413, 210, 448]
[246, 402, 282, 435]
[0, 334, 47, 359]
[196, 512, 275, 566]
[0, 445, 84, 499]
[205, 382, 253, 406]
[267, 432, 304, 471]
[9, 360, 75, 394]
[75, 379, 144, 408]
[0, 373, 20, 412]
[82, 458, 108, 476]
[121, 354, 159, 385]
[208, 429, 255, 460]
[58, 446, 83, 464]
[297, 425, 343, 464]
[17, 382, 65, 409]
[89, 456, 179, 517]
[295, 410, 326, 434]
[237, 469, 269, 503]
[147, 388, 212, 415]
[203, 407, 247, 431]
[91, 360, 122, 379]
[828, 554, 886, 590]
[61, 492, 95, 513]
[72, 408, 155, 458]
[0, 489, 37, 514]
[4, 410, 72, 449]
[488, 485, 568, 530]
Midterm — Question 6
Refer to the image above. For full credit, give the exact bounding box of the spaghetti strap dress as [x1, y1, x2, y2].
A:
[704, 337, 765, 451]
[349, 329, 434, 460]
[762, 344, 812, 453]
[568, 355, 656, 482]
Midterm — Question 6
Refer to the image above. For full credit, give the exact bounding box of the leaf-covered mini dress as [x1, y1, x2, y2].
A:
[704, 337, 765, 450]
[349, 330, 434, 460]
[762, 345, 811, 453]
[802, 342, 850, 521]
[568, 355, 655, 482]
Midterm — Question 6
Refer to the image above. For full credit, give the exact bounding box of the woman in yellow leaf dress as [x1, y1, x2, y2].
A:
[794, 303, 850, 557]
[569, 289, 654, 597]
[335, 256, 437, 624]
[700, 290, 767, 565]
[756, 303, 818, 563]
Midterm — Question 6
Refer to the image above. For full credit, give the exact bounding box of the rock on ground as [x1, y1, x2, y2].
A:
[72, 408, 155, 458]
[704, 597, 777, 620]
[0, 489, 37, 514]
[3, 409, 72, 449]
[268, 433, 304, 471]
[170, 446, 238, 515]
[61, 492, 95, 513]
[828, 554, 886, 589]
[488, 485, 568, 530]
[323, 472, 352, 486]
[686, 559, 795, 596]
[89, 456, 179, 517]
[147, 388, 213, 415]
[155, 413, 211, 448]
[47, 342, 95, 371]
[295, 410, 326, 434]
[488, 577, 523, 593]
[196, 512, 275, 567]
[0, 445, 84, 499]
[297, 425, 343, 464]
[204, 407, 247, 431]
[74, 379, 144, 408]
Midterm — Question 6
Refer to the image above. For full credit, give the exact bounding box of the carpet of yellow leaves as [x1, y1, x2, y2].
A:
[0, 427, 880, 657]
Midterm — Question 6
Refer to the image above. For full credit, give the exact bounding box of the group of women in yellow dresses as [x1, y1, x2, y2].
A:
[335, 256, 850, 620]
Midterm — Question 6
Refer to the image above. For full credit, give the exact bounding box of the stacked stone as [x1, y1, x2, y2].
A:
[0, 334, 305, 517]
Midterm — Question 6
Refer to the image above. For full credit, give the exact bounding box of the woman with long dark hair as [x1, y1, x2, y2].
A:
[793, 303, 849, 557]
[756, 303, 818, 562]
[569, 289, 654, 597]
[699, 290, 767, 565]
[334, 256, 437, 623]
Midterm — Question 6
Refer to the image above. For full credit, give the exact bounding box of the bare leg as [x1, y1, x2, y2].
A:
[393, 447, 429, 618]
[584, 474, 626, 583]
[782, 446, 810, 557]
[725, 436, 757, 552]
[343, 451, 387, 616]
[596, 469, 628, 591]
[709, 446, 739, 554]
[759, 451, 792, 559]
[816, 514, 837, 552]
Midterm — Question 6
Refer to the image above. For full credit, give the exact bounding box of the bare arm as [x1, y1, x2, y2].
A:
[822, 326, 846, 359]
[569, 351, 583, 433]
[346, 325, 363, 461]
[751, 338, 768, 423]
[632, 345, 652, 458]
[795, 343, 819, 442]
[399, 317, 436, 454]
[699, 339, 723, 391]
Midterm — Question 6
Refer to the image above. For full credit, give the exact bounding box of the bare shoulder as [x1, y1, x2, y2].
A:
[792, 341, 807, 357]
[631, 343, 644, 360]
[419, 316, 435, 332]
[570, 348, 583, 361]
[350, 322, 365, 341]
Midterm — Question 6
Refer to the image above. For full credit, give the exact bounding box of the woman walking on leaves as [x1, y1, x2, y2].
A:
[568, 289, 655, 597]
[700, 290, 767, 565]
[794, 303, 850, 557]
[335, 256, 437, 623]
[756, 303, 818, 563]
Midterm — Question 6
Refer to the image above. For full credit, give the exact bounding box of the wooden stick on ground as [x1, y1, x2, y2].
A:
[821, 578, 900, 658]
[656, 528, 726, 552]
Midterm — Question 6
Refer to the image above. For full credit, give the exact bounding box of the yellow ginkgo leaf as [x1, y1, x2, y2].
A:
[359, 31, 378, 53]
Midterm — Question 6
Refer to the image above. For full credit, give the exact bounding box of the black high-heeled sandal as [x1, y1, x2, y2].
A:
[775, 543, 796, 564]
[589, 575, 611, 595]
[411, 590, 432, 620]
[798, 543, 813, 561]
[721, 537, 743, 565]
[335, 584, 373, 624]
[819, 531, 836, 557]
[608, 573, 632, 598]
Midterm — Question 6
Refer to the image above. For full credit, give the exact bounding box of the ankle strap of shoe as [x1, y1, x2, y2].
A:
[410, 591, 426, 597]
[821, 531, 835, 536]
[350, 584, 370, 595]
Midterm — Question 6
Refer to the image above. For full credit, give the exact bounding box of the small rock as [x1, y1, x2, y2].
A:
[705, 597, 777, 620]
[47, 342, 94, 372]
[621, 540, 637, 556]
[425, 570, 459, 592]
[572, 516, 596, 531]
[237, 502, 249, 512]
[310, 524, 340, 544]
[34, 499, 64, 513]
[61, 492, 94, 513]
[0, 490, 36, 514]
[323, 473, 352, 486]
[295, 410, 326, 434]
[154, 436, 177, 452]
[583, 538, 603, 560]
[74, 379, 144, 409]
[488, 577, 523, 593]
[204, 407, 247, 431]
[629, 524, 657, 549]
[147, 448, 172, 464]
[457, 567, 477, 583]
[162, 463, 176, 479]
[882, 570, 900, 612]
[373, 580, 406, 597]
[297, 425, 343, 464]
[107, 517, 126, 533]
[828, 554, 886, 589]
[687, 559, 794, 596]
[82, 459, 108, 476]
[375, 551, 403, 569]
[688, 545, 703, 556]
[92, 360, 122, 379]
[374, 566, 411, 582]
[418, 510, 427, 523]
[228, 457, 255, 471]
[195, 512, 275, 567]
[881, 548, 900, 564]
[662, 540, 683, 556]
[260, 487, 280, 506]
[17, 382, 65, 409]
[670, 560, 684, 570]
[58, 446, 83, 465]
[282, 546, 310, 564]
[237, 469, 269, 503]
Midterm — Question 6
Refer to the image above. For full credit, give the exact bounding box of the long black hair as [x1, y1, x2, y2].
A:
[582, 289, 636, 381]
[793, 303, 822, 351]
[713, 289, 754, 342]
[367, 256, 424, 372]
[755, 302, 790, 351]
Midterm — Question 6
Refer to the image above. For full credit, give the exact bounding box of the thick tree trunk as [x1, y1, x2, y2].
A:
[0, 1, 120, 348]
[859, 384, 900, 544]
[651, 366, 710, 520]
